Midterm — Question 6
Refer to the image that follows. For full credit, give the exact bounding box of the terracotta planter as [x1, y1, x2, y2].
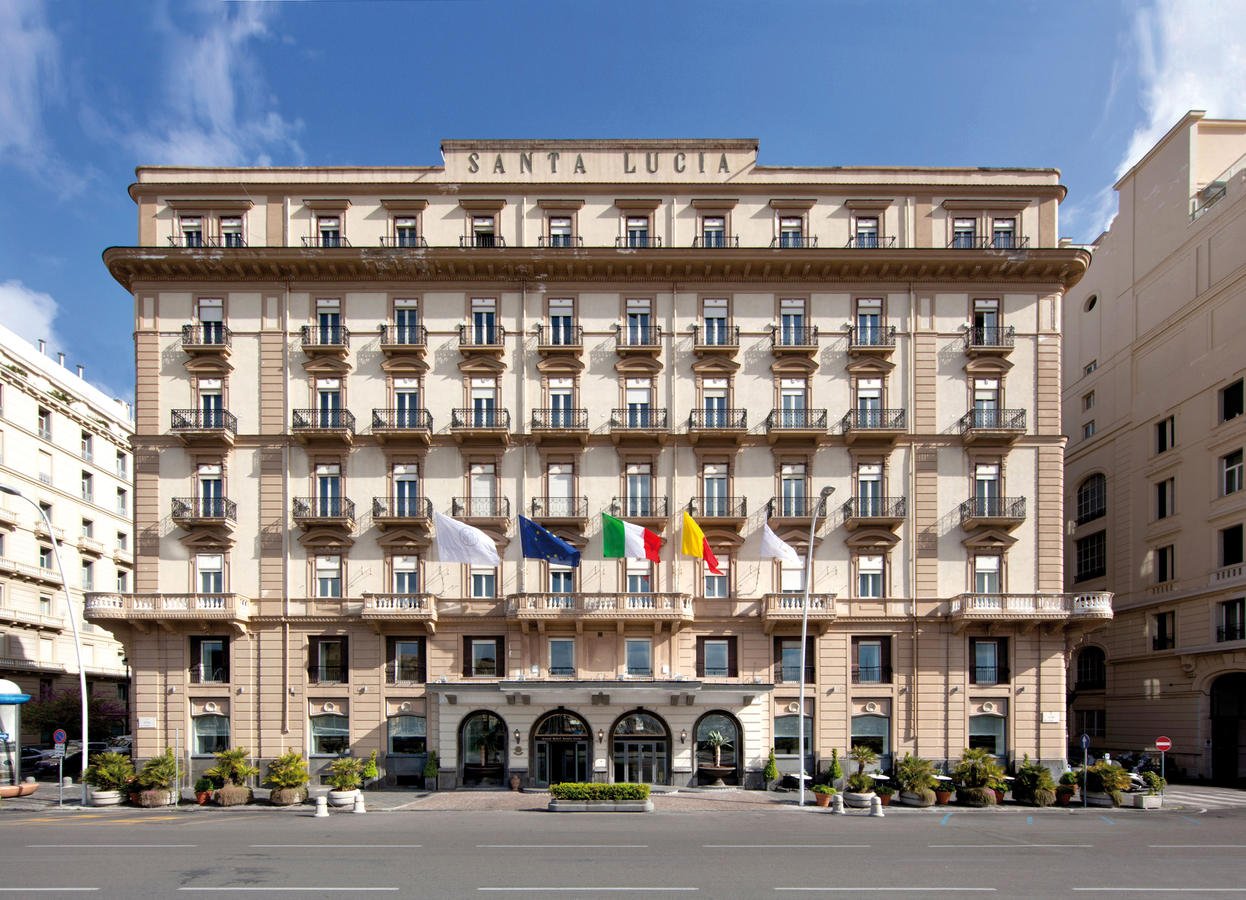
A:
[814, 792, 832, 807]
[877, 793, 893, 807]
[992, 789, 1006, 805]
[0, 783, 39, 799]
[1056, 788, 1076, 806]
[934, 790, 953, 805]
[194, 791, 211, 806]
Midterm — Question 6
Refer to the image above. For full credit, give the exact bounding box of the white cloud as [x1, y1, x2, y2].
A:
[0, 279, 64, 354]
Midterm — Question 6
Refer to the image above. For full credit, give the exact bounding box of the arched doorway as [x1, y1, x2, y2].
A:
[1211, 673, 1246, 785]
[694, 711, 741, 785]
[611, 709, 670, 785]
[459, 711, 507, 787]
[531, 709, 591, 787]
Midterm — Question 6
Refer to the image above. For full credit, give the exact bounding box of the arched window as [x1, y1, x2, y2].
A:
[310, 713, 349, 756]
[387, 715, 426, 755]
[694, 712, 739, 770]
[193, 714, 229, 756]
[1076, 474, 1107, 525]
[460, 711, 507, 767]
[613, 711, 667, 738]
[1076, 646, 1107, 690]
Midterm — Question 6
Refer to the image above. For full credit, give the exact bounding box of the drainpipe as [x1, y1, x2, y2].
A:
[907, 282, 919, 751]
[669, 279, 679, 596]
[517, 275, 527, 596]
[281, 278, 291, 737]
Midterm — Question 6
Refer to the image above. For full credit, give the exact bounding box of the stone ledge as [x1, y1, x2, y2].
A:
[547, 799, 654, 813]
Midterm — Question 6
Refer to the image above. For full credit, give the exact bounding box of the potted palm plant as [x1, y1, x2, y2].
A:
[265, 749, 310, 806]
[951, 748, 1003, 807]
[896, 753, 938, 807]
[1084, 760, 1130, 807]
[1056, 770, 1079, 806]
[203, 747, 259, 806]
[326, 756, 364, 807]
[699, 730, 733, 786]
[843, 745, 878, 808]
[1012, 756, 1057, 807]
[134, 747, 178, 807]
[83, 751, 135, 807]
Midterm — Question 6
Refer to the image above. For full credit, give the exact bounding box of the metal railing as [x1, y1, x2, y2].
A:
[689, 408, 747, 430]
[766, 408, 828, 430]
[843, 496, 907, 519]
[770, 235, 817, 248]
[458, 324, 506, 347]
[292, 408, 356, 433]
[965, 326, 1016, 349]
[689, 496, 747, 518]
[616, 324, 663, 348]
[777, 664, 817, 683]
[386, 660, 427, 683]
[530, 496, 589, 518]
[612, 496, 669, 519]
[1152, 635, 1175, 651]
[852, 665, 892, 684]
[692, 234, 739, 248]
[841, 408, 906, 431]
[292, 497, 356, 521]
[171, 408, 238, 433]
[302, 235, 350, 248]
[189, 665, 228, 684]
[609, 408, 668, 430]
[846, 235, 896, 249]
[960, 496, 1027, 521]
[772, 325, 819, 348]
[372, 408, 433, 431]
[181, 323, 232, 347]
[768, 497, 813, 518]
[970, 666, 1011, 685]
[452, 496, 511, 518]
[172, 497, 237, 522]
[450, 408, 511, 429]
[948, 235, 1030, 250]
[380, 235, 428, 248]
[538, 235, 583, 248]
[848, 325, 897, 348]
[536, 324, 583, 348]
[959, 408, 1027, 433]
[372, 496, 432, 520]
[300, 324, 350, 348]
[691, 324, 740, 348]
[531, 408, 588, 430]
[379, 323, 427, 347]
[615, 235, 662, 248]
[1218, 624, 1245, 642]
[460, 234, 506, 248]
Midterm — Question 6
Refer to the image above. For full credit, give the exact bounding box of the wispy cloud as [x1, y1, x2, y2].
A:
[0, 279, 65, 355]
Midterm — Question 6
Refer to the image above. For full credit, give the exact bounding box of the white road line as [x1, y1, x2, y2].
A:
[479, 890, 698, 894]
[28, 843, 197, 849]
[1148, 844, 1246, 849]
[179, 890, 399, 894]
[775, 890, 996, 894]
[1073, 890, 1246, 893]
[249, 844, 422, 849]
[705, 844, 869, 849]
[928, 843, 1092, 849]
[477, 844, 648, 849]
[0, 891, 98, 894]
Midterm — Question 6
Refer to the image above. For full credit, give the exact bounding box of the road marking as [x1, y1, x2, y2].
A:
[1181, 815, 1204, 824]
[1099, 815, 1116, 825]
[928, 844, 1092, 849]
[939, 812, 953, 825]
[1026, 816, 1033, 826]
[1073, 890, 1246, 893]
[179, 890, 399, 894]
[0, 891, 98, 894]
[251, 844, 422, 849]
[478, 844, 647, 849]
[775, 890, 996, 894]
[479, 891, 698, 894]
[28, 843, 197, 848]
[703, 844, 868, 849]
[1149, 844, 1246, 848]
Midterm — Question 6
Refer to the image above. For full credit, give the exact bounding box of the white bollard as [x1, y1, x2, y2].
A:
[831, 793, 844, 815]
[869, 795, 885, 818]
[353, 793, 367, 814]
[314, 795, 329, 817]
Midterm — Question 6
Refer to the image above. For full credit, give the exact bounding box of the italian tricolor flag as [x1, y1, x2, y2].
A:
[601, 513, 662, 563]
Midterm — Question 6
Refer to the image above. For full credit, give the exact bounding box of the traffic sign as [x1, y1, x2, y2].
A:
[1155, 735, 1172, 752]
[50, 744, 65, 758]
[52, 728, 67, 744]
[0, 730, 8, 742]
[1080, 732, 1091, 750]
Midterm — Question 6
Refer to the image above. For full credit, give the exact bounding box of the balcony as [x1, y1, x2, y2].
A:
[692, 235, 739, 249]
[530, 496, 589, 528]
[76, 536, 106, 558]
[450, 408, 511, 445]
[378, 323, 427, 361]
[688, 408, 747, 446]
[171, 409, 237, 446]
[371, 496, 432, 531]
[84, 592, 251, 631]
[771, 325, 819, 356]
[948, 235, 1031, 251]
[852, 665, 894, 684]
[508, 592, 693, 633]
[379, 235, 428, 248]
[846, 235, 896, 249]
[299, 324, 350, 359]
[847, 325, 897, 356]
[770, 235, 818, 249]
[841, 408, 906, 445]
[688, 496, 747, 530]
[965, 326, 1016, 356]
[691, 324, 740, 357]
[359, 594, 438, 633]
[302, 236, 351, 248]
[113, 547, 133, 567]
[371, 408, 432, 446]
[1218, 624, 1246, 643]
[458, 324, 506, 356]
[460, 234, 506, 248]
[172, 497, 237, 528]
[959, 408, 1026, 445]
[611, 497, 669, 531]
[615, 236, 662, 249]
[452, 496, 511, 528]
[292, 497, 356, 530]
[767, 496, 816, 528]
[765, 408, 828, 444]
[531, 408, 589, 446]
[538, 235, 583, 248]
[609, 407, 670, 445]
[960, 496, 1026, 530]
[536, 324, 583, 356]
[169, 235, 247, 249]
[292, 408, 355, 445]
[181, 323, 232, 357]
[842, 496, 907, 530]
[616, 324, 662, 355]
[0, 556, 61, 587]
[948, 591, 1113, 628]
[761, 593, 837, 634]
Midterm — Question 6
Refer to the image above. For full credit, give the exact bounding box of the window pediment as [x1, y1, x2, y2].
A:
[614, 356, 663, 376]
[845, 357, 895, 376]
[770, 356, 819, 376]
[844, 528, 900, 549]
[297, 528, 356, 551]
[458, 356, 507, 376]
[302, 357, 352, 377]
[962, 528, 1018, 550]
[377, 529, 432, 552]
[184, 356, 233, 376]
[964, 356, 1014, 376]
[690, 357, 740, 376]
[535, 356, 585, 375]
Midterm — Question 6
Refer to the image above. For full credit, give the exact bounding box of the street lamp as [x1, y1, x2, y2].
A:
[0, 484, 88, 790]
[797, 485, 835, 810]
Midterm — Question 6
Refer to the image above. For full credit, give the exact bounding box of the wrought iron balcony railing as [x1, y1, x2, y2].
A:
[852, 665, 893, 684]
[181, 323, 232, 348]
[959, 496, 1027, 522]
[689, 408, 747, 430]
[843, 496, 907, 520]
[536, 324, 583, 348]
[538, 235, 583, 248]
[452, 496, 511, 518]
[848, 325, 897, 349]
[965, 326, 1016, 349]
[293, 497, 356, 521]
[615, 235, 662, 248]
[688, 496, 747, 518]
[846, 235, 896, 249]
[292, 408, 356, 433]
[379, 235, 428, 248]
[172, 497, 237, 523]
[379, 323, 427, 347]
[172, 408, 238, 434]
[770, 235, 818, 249]
[300, 324, 350, 348]
[458, 324, 506, 347]
[692, 234, 739, 248]
[612, 496, 669, 519]
[530, 496, 589, 518]
[531, 408, 588, 430]
[691, 324, 740, 348]
[772, 325, 819, 348]
[372, 408, 433, 431]
[959, 408, 1027, 433]
[450, 408, 511, 430]
[766, 408, 828, 430]
[609, 407, 669, 430]
[460, 234, 506, 248]
[372, 496, 432, 519]
[616, 324, 663, 348]
[841, 408, 906, 431]
[1218, 624, 1245, 642]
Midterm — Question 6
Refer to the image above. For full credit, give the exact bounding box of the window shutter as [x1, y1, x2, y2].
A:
[727, 637, 738, 678]
[188, 637, 200, 678]
[805, 636, 816, 683]
[221, 638, 231, 681]
[340, 638, 349, 682]
[998, 637, 1009, 681]
[880, 638, 892, 681]
[772, 636, 782, 683]
[418, 637, 428, 683]
[493, 638, 504, 677]
[695, 638, 706, 677]
[463, 636, 472, 678]
[307, 638, 318, 682]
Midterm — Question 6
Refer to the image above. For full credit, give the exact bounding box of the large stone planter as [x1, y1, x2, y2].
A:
[548, 799, 653, 813]
[1133, 793, 1162, 809]
[1084, 790, 1115, 807]
[843, 791, 875, 809]
[91, 789, 122, 807]
[900, 790, 935, 808]
[327, 788, 359, 808]
[137, 788, 176, 807]
[269, 787, 307, 807]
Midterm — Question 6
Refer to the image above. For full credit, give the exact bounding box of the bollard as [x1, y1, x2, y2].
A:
[831, 793, 844, 815]
[869, 795, 884, 818]
[314, 795, 329, 818]
[353, 793, 367, 814]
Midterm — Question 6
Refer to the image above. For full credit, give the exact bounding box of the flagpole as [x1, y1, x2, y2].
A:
[798, 485, 835, 810]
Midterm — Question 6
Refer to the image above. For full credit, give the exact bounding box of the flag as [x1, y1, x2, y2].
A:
[681, 511, 722, 575]
[433, 510, 501, 565]
[601, 513, 662, 563]
[760, 523, 801, 564]
[518, 515, 581, 567]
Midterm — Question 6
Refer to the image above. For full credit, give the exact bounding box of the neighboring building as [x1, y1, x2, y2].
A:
[91, 139, 1109, 788]
[1064, 111, 1246, 784]
[0, 324, 133, 741]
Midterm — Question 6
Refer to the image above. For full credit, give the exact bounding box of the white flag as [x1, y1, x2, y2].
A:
[760, 523, 800, 564]
[434, 511, 501, 565]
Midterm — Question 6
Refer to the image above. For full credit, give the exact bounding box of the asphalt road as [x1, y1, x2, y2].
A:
[2, 802, 1245, 898]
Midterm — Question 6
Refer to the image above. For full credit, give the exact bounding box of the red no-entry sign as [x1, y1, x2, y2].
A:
[1155, 736, 1172, 752]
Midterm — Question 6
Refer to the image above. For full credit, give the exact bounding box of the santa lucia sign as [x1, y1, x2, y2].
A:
[441, 140, 758, 183]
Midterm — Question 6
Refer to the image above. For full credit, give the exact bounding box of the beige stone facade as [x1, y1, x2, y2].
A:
[0, 324, 133, 743]
[92, 139, 1108, 787]
[1064, 112, 1246, 783]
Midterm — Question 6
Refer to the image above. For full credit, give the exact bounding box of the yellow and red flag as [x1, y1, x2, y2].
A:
[681, 510, 722, 575]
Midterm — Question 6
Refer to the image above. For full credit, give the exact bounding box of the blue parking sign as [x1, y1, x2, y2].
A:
[52, 728, 68, 744]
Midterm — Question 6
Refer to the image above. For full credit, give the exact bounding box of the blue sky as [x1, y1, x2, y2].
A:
[0, 0, 1243, 403]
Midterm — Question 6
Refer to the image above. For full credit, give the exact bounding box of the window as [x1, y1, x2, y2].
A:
[625, 215, 651, 247]
[1222, 379, 1244, 422]
[81, 431, 93, 461]
[972, 554, 1001, 594]
[393, 298, 420, 344]
[625, 559, 652, 596]
[1156, 544, 1175, 583]
[548, 216, 573, 248]
[1084, 360, 1098, 375]
[549, 564, 575, 594]
[388, 715, 426, 756]
[394, 216, 420, 248]
[625, 638, 652, 676]
[115, 570, 128, 592]
[386, 636, 425, 684]
[310, 713, 349, 755]
[392, 463, 421, 517]
[968, 714, 1006, 757]
[779, 462, 808, 516]
[190, 636, 229, 683]
[857, 554, 884, 598]
[219, 215, 243, 247]
[1075, 646, 1106, 690]
[545, 462, 575, 516]
[969, 637, 1009, 685]
[991, 217, 1017, 248]
[702, 297, 729, 344]
[547, 377, 574, 428]
[38, 545, 52, 570]
[37, 450, 51, 485]
[116, 450, 127, 478]
[851, 714, 890, 766]
[1081, 392, 1095, 412]
[779, 297, 807, 345]
[855, 298, 884, 343]
[701, 461, 729, 516]
[116, 531, 128, 551]
[701, 215, 726, 247]
[1153, 611, 1175, 651]
[1223, 450, 1243, 495]
[775, 636, 814, 683]
[779, 558, 805, 594]
[854, 215, 880, 248]
[196, 553, 223, 593]
[1222, 524, 1244, 568]
[80, 562, 93, 590]
[1075, 709, 1105, 739]
[1156, 478, 1175, 520]
[624, 377, 654, 428]
[470, 565, 496, 598]
[472, 215, 497, 247]
[1081, 420, 1095, 440]
[971, 377, 1000, 426]
[309, 637, 348, 684]
[196, 298, 225, 344]
[856, 462, 882, 516]
[1156, 416, 1175, 454]
[81, 471, 93, 503]
[392, 555, 419, 593]
[317, 215, 342, 248]
[852, 637, 891, 684]
[193, 714, 229, 755]
[773, 713, 813, 757]
[37, 407, 51, 440]
[469, 377, 499, 427]
[1219, 598, 1245, 643]
[1074, 531, 1107, 582]
[701, 378, 730, 426]
[393, 377, 422, 428]
[1076, 474, 1107, 524]
[547, 298, 575, 345]
[465, 637, 503, 677]
[777, 215, 805, 248]
[81, 519, 93, 539]
[778, 378, 808, 426]
[972, 298, 1000, 345]
[952, 217, 977, 248]
[117, 488, 128, 516]
[180, 215, 204, 248]
[315, 555, 342, 598]
[704, 557, 729, 599]
[697, 636, 737, 677]
[549, 638, 575, 676]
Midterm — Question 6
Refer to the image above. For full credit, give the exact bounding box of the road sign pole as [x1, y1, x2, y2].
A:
[1161, 750, 1166, 794]
[58, 756, 63, 808]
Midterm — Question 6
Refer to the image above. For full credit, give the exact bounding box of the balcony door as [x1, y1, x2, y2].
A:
[199, 378, 223, 428]
[625, 463, 652, 518]
[780, 298, 805, 345]
[317, 464, 341, 517]
[316, 299, 340, 344]
[198, 298, 224, 344]
[548, 378, 574, 428]
[702, 378, 728, 427]
[472, 298, 496, 344]
[703, 298, 728, 344]
[780, 378, 807, 428]
[973, 378, 1000, 427]
[702, 463, 728, 517]
[317, 379, 341, 428]
[857, 463, 882, 517]
[781, 463, 807, 516]
[856, 378, 882, 426]
[470, 463, 496, 517]
[394, 299, 419, 343]
[394, 465, 419, 517]
[547, 463, 574, 517]
[198, 464, 222, 518]
[548, 298, 574, 344]
[471, 378, 497, 428]
[626, 378, 652, 428]
[975, 463, 1000, 514]
[394, 378, 421, 428]
[626, 298, 651, 344]
[856, 298, 882, 343]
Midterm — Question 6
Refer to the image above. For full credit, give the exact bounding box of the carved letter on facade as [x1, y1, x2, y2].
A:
[547, 152, 560, 173]
[718, 153, 730, 174]
[519, 152, 533, 175]
[468, 152, 480, 174]
[623, 152, 636, 174]
[493, 155, 506, 175]
[573, 154, 587, 175]
[646, 152, 660, 174]
[674, 152, 686, 173]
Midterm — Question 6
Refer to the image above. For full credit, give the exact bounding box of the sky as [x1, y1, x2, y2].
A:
[0, 0, 1244, 404]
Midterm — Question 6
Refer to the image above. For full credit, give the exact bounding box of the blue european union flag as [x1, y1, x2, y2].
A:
[518, 515, 581, 567]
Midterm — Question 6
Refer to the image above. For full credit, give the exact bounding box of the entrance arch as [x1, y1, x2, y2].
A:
[1211, 673, 1246, 785]
[694, 710, 742, 786]
[531, 709, 591, 787]
[610, 709, 671, 785]
[459, 710, 508, 787]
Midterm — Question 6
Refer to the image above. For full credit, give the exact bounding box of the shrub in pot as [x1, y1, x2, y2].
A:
[763, 749, 779, 790]
[825, 748, 844, 789]
[423, 751, 439, 791]
[1056, 770, 1079, 806]
[265, 749, 310, 806]
[951, 748, 1002, 807]
[811, 783, 836, 807]
[1085, 760, 1130, 807]
[134, 747, 178, 806]
[896, 753, 938, 807]
[193, 776, 216, 805]
[83, 751, 135, 806]
[203, 747, 259, 806]
[874, 782, 895, 807]
[1013, 756, 1057, 807]
[326, 756, 364, 806]
[362, 749, 380, 789]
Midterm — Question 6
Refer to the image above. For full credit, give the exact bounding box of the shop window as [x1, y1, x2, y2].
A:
[193, 714, 229, 755]
[310, 713, 349, 756]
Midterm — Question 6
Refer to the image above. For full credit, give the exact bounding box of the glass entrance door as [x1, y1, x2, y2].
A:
[535, 740, 589, 786]
[613, 740, 667, 784]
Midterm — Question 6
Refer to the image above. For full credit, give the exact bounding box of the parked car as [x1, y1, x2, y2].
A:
[19, 746, 51, 768]
[33, 750, 95, 780]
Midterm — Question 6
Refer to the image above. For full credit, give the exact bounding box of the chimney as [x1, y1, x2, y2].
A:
[37, 339, 45, 354]
[58, 352, 65, 367]
[77, 365, 84, 378]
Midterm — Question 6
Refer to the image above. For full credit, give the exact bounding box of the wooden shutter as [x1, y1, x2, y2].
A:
[880, 637, 892, 683]
[463, 636, 473, 677]
[339, 637, 349, 683]
[220, 637, 231, 683]
[727, 637, 738, 678]
[307, 637, 318, 682]
[417, 637, 428, 683]
[695, 638, 706, 677]
[805, 635, 816, 683]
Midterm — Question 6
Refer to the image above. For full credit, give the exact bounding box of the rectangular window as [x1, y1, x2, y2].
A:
[780, 462, 808, 516]
[472, 215, 497, 247]
[857, 554, 884, 598]
[549, 564, 575, 595]
[37, 407, 51, 440]
[778, 215, 804, 248]
[623, 461, 652, 516]
[702, 297, 729, 344]
[973, 554, 1001, 594]
[470, 565, 496, 599]
[392, 555, 419, 594]
[1156, 416, 1175, 454]
[625, 638, 652, 676]
[116, 450, 128, 478]
[779, 558, 805, 594]
[625, 558, 652, 595]
[81, 518, 93, 538]
[393, 298, 420, 344]
[394, 216, 419, 248]
[1075, 531, 1107, 582]
[969, 637, 1009, 685]
[1082, 392, 1095, 412]
[80, 430, 93, 461]
[387, 636, 426, 684]
[625, 215, 651, 247]
[116, 569, 129, 592]
[81, 471, 93, 503]
[697, 636, 736, 678]
[38, 545, 52, 570]
[309, 637, 348, 683]
[1219, 598, 1245, 643]
[37, 450, 51, 485]
[991, 217, 1017, 248]
[1156, 544, 1175, 583]
[315, 555, 342, 598]
[854, 216, 879, 247]
[190, 636, 229, 683]
[549, 638, 575, 676]
[952, 216, 977, 248]
[1082, 420, 1096, 440]
[1222, 379, 1244, 422]
[81, 561, 93, 590]
[852, 636, 891, 684]
[1084, 360, 1098, 376]
[548, 216, 573, 248]
[704, 557, 729, 599]
[701, 215, 726, 247]
[317, 215, 341, 247]
[775, 636, 814, 683]
[180, 215, 203, 247]
[464, 637, 503, 677]
[1223, 450, 1243, 495]
[1076, 709, 1106, 739]
[196, 553, 224, 593]
[547, 297, 575, 345]
[1222, 524, 1245, 568]
[117, 488, 128, 516]
[219, 216, 243, 247]
[1156, 478, 1174, 520]
[116, 531, 128, 551]
[1153, 611, 1175, 651]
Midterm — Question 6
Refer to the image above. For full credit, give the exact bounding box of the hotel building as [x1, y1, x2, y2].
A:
[1064, 112, 1246, 783]
[90, 139, 1110, 787]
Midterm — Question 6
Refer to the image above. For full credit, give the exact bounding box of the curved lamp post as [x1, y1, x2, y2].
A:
[798, 485, 835, 810]
[0, 484, 88, 790]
